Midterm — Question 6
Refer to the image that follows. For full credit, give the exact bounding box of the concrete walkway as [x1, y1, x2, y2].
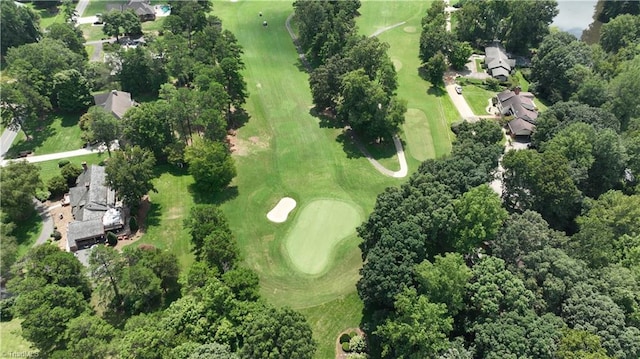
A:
[1, 148, 100, 167]
[75, 0, 90, 17]
[445, 83, 477, 121]
[33, 201, 56, 247]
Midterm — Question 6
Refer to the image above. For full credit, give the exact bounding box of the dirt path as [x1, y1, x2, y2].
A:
[370, 21, 406, 37]
[285, 13, 409, 178]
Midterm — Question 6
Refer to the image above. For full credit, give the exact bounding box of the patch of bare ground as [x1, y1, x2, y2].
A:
[49, 200, 73, 251]
[335, 327, 365, 359]
[114, 195, 150, 250]
[227, 130, 269, 156]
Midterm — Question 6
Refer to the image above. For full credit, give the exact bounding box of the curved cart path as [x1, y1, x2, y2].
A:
[285, 13, 409, 178]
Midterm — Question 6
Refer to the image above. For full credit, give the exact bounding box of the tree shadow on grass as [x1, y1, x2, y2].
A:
[335, 128, 398, 163]
[229, 108, 251, 130]
[143, 201, 162, 230]
[427, 86, 447, 97]
[12, 209, 41, 248]
[153, 163, 190, 178]
[5, 126, 54, 159]
[188, 184, 239, 206]
[309, 107, 344, 130]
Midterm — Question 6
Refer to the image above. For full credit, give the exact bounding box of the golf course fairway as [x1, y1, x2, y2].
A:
[285, 199, 363, 275]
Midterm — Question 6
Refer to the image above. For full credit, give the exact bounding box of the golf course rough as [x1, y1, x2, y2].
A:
[284, 199, 363, 275]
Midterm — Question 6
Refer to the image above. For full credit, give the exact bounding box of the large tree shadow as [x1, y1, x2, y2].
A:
[5, 111, 82, 159]
[308, 107, 399, 163]
[309, 107, 343, 130]
[229, 108, 251, 130]
[189, 184, 239, 206]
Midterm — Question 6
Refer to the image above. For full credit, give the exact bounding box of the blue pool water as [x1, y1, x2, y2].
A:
[161, 5, 170, 14]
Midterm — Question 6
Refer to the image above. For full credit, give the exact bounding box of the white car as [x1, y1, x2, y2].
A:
[455, 85, 463, 94]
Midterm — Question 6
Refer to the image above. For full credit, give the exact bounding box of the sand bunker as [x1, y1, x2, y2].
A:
[267, 197, 297, 223]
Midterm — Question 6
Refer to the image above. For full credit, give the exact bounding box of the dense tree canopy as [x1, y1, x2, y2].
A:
[0, 161, 43, 222]
[0, 0, 40, 56]
[105, 145, 157, 207]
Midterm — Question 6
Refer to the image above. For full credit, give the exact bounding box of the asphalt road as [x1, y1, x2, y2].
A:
[0, 127, 18, 160]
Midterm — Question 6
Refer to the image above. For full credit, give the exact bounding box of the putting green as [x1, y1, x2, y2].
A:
[404, 108, 435, 161]
[284, 199, 363, 275]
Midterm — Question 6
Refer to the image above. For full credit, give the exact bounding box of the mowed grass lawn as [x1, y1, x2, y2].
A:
[356, 1, 459, 168]
[212, 1, 440, 356]
[7, 113, 84, 158]
[0, 319, 37, 357]
[462, 84, 496, 116]
[212, 1, 452, 357]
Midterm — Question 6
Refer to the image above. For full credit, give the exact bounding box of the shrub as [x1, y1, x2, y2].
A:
[342, 342, 351, 352]
[36, 189, 51, 202]
[61, 163, 83, 186]
[485, 78, 502, 91]
[349, 335, 367, 353]
[51, 231, 62, 241]
[349, 331, 357, 338]
[129, 216, 139, 232]
[0, 297, 16, 322]
[339, 333, 351, 344]
[47, 175, 69, 198]
[346, 354, 369, 359]
[58, 160, 70, 168]
[107, 232, 118, 246]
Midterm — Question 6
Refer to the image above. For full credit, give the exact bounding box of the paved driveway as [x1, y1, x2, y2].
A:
[445, 84, 477, 121]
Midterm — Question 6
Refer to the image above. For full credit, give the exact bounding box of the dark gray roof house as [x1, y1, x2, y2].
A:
[67, 220, 105, 252]
[93, 90, 135, 120]
[485, 42, 516, 82]
[67, 164, 123, 252]
[495, 88, 539, 137]
[106, 0, 156, 21]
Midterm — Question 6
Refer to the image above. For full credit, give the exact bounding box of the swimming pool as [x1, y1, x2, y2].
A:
[161, 5, 170, 14]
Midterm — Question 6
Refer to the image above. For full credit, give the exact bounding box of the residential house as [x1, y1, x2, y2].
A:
[67, 163, 124, 252]
[106, 0, 156, 22]
[485, 42, 516, 82]
[494, 87, 539, 137]
[93, 90, 136, 120]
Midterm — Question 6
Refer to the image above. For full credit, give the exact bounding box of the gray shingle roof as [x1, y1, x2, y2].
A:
[68, 219, 104, 250]
[93, 90, 134, 120]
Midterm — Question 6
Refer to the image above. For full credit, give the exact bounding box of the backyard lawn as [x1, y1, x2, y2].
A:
[462, 84, 496, 116]
[36, 153, 108, 183]
[6, 113, 84, 158]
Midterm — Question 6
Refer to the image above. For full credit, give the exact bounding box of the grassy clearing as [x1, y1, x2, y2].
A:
[13, 211, 43, 258]
[0, 319, 37, 356]
[300, 292, 364, 359]
[30, 4, 65, 29]
[85, 44, 95, 58]
[6, 113, 84, 158]
[404, 108, 434, 161]
[285, 199, 363, 275]
[462, 84, 496, 115]
[127, 166, 196, 270]
[36, 153, 108, 183]
[79, 23, 107, 42]
[513, 70, 549, 111]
